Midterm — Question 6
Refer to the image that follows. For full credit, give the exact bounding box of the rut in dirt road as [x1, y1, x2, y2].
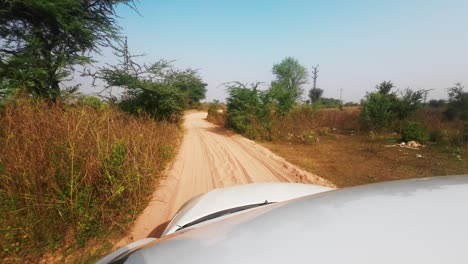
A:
[118, 111, 333, 246]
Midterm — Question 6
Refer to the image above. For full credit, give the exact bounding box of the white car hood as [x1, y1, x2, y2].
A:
[162, 182, 333, 236]
[99, 176, 468, 264]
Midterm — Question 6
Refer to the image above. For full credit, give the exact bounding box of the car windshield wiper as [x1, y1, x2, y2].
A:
[176, 200, 275, 232]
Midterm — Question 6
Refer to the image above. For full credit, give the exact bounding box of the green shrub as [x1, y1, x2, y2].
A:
[98, 58, 204, 123]
[226, 84, 262, 134]
[360, 92, 397, 131]
[165, 69, 207, 108]
[119, 83, 185, 122]
[360, 82, 423, 131]
[401, 122, 429, 143]
[318, 97, 342, 108]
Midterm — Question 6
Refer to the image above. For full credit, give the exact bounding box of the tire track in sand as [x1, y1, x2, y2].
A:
[117, 111, 334, 246]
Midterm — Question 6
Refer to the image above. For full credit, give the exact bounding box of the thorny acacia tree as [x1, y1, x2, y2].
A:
[0, 0, 135, 100]
[85, 41, 206, 121]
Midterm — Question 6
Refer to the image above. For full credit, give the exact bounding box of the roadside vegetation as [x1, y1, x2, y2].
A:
[88, 46, 207, 122]
[0, 97, 181, 262]
[208, 59, 467, 186]
[206, 100, 226, 127]
[0, 1, 206, 262]
[1, 0, 466, 261]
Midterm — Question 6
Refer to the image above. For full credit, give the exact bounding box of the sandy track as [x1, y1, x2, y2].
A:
[118, 111, 333, 246]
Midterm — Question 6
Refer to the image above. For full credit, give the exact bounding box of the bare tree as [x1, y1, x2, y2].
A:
[421, 89, 434, 104]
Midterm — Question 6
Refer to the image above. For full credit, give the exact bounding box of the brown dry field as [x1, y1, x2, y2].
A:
[261, 134, 467, 187]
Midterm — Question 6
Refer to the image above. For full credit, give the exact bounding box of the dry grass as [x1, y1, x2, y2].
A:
[262, 135, 467, 187]
[207, 103, 466, 187]
[410, 108, 465, 143]
[315, 107, 361, 131]
[0, 98, 181, 262]
[275, 106, 361, 141]
[207, 105, 362, 141]
[206, 103, 226, 127]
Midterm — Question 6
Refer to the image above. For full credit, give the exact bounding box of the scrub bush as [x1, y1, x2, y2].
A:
[401, 122, 430, 143]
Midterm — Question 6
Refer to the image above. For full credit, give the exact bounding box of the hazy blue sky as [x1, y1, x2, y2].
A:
[102, 0, 468, 102]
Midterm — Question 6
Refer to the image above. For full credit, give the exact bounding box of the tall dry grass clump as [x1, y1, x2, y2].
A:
[411, 108, 465, 144]
[206, 103, 226, 127]
[0, 98, 180, 258]
[315, 107, 361, 131]
[272, 106, 361, 142]
[207, 104, 362, 142]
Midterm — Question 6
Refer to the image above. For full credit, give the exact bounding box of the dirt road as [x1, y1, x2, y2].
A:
[118, 111, 333, 245]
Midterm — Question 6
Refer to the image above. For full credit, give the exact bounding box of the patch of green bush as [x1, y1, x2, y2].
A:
[224, 57, 309, 139]
[318, 97, 342, 108]
[401, 122, 429, 143]
[361, 82, 425, 132]
[225, 83, 266, 137]
[360, 92, 397, 131]
[96, 53, 206, 122]
[119, 83, 185, 122]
